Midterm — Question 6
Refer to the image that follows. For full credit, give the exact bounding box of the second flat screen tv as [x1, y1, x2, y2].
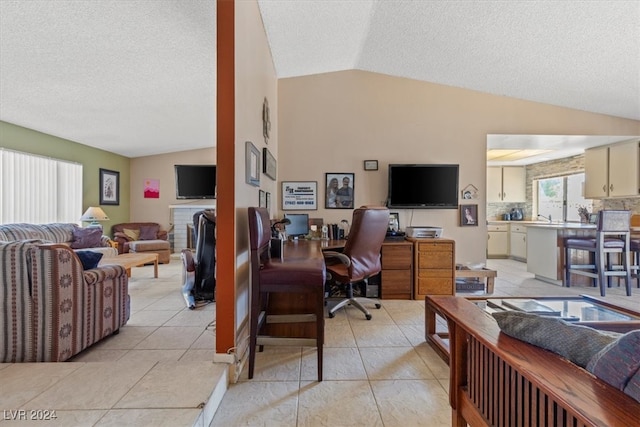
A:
[387, 164, 459, 209]
[175, 165, 217, 199]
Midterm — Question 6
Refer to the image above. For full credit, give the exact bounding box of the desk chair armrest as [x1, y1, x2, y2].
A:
[323, 251, 351, 267]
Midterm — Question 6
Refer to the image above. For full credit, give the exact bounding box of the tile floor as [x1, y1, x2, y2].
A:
[1, 257, 639, 426]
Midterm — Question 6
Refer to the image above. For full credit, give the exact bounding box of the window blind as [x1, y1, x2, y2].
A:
[0, 148, 82, 224]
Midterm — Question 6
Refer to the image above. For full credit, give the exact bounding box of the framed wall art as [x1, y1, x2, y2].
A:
[99, 168, 120, 205]
[460, 204, 478, 226]
[325, 173, 354, 209]
[282, 181, 317, 210]
[245, 141, 260, 187]
[262, 147, 276, 180]
[259, 189, 266, 208]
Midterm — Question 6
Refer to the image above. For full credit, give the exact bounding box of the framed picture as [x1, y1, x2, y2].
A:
[364, 160, 378, 171]
[99, 168, 120, 205]
[262, 147, 277, 180]
[282, 181, 317, 210]
[460, 204, 478, 226]
[325, 173, 354, 209]
[266, 192, 271, 215]
[389, 212, 400, 231]
[245, 141, 260, 187]
[259, 189, 266, 208]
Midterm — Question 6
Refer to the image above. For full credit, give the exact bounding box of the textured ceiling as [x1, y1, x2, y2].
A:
[0, 0, 638, 158]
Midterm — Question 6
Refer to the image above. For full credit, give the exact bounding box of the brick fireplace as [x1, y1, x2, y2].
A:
[169, 204, 215, 252]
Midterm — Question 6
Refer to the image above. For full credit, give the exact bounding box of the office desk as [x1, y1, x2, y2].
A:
[263, 239, 326, 338]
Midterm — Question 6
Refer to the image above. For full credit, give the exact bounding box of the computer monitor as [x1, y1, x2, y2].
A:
[284, 213, 310, 239]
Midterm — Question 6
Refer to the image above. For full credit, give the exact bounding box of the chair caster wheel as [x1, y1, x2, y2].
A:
[365, 314, 372, 320]
[328, 312, 335, 318]
[375, 304, 381, 309]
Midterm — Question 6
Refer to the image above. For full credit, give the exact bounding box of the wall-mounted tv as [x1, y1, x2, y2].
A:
[175, 165, 216, 199]
[387, 164, 459, 209]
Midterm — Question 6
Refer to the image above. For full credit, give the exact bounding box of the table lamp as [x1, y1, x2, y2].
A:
[80, 206, 109, 228]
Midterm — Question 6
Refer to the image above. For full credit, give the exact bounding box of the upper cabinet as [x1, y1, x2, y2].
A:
[487, 166, 526, 203]
[584, 139, 640, 198]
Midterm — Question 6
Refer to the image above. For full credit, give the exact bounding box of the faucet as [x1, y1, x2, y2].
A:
[538, 214, 552, 223]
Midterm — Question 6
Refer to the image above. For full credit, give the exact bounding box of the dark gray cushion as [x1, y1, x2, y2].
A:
[586, 330, 640, 398]
[76, 250, 103, 270]
[492, 310, 620, 368]
[70, 227, 103, 249]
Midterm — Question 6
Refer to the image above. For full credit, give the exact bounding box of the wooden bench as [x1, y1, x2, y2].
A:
[455, 265, 496, 293]
[426, 296, 640, 427]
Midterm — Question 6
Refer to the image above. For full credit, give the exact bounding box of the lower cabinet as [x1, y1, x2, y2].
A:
[379, 241, 413, 299]
[409, 238, 455, 300]
[487, 223, 509, 258]
[509, 224, 527, 261]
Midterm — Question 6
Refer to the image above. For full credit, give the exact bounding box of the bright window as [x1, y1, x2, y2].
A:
[0, 148, 83, 224]
[536, 173, 593, 222]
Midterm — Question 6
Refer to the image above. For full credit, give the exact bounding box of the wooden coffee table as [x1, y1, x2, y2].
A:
[455, 265, 497, 293]
[100, 252, 159, 278]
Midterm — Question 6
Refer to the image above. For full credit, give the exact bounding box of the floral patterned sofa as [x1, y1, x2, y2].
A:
[0, 223, 129, 362]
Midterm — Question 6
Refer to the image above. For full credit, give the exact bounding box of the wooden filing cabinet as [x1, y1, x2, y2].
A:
[408, 238, 455, 300]
[380, 241, 413, 299]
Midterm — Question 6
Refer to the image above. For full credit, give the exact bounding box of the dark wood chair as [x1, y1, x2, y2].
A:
[564, 210, 632, 296]
[324, 206, 389, 320]
[247, 207, 325, 381]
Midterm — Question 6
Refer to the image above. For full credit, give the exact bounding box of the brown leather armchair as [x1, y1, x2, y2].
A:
[324, 206, 389, 320]
[111, 222, 171, 264]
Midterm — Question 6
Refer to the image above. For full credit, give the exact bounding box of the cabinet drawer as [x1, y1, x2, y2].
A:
[488, 224, 508, 232]
[381, 244, 412, 269]
[416, 276, 453, 295]
[418, 251, 453, 269]
[381, 270, 412, 299]
[510, 224, 527, 233]
[416, 242, 453, 252]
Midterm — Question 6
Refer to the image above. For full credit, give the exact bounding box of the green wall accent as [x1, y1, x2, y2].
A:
[0, 121, 131, 226]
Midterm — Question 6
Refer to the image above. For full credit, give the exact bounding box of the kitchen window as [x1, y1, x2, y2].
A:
[535, 173, 593, 222]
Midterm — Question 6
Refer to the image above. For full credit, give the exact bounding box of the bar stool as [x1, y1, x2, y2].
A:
[247, 207, 325, 381]
[631, 237, 640, 288]
[564, 210, 632, 296]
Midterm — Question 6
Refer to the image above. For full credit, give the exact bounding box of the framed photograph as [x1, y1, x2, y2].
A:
[282, 181, 317, 210]
[325, 173, 354, 209]
[245, 141, 260, 187]
[460, 204, 478, 226]
[266, 192, 271, 215]
[389, 212, 400, 231]
[262, 147, 277, 180]
[259, 189, 266, 208]
[364, 160, 378, 171]
[99, 168, 120, 205]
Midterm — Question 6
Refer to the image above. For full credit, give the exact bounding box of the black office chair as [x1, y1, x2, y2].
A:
[324, 206, 389, 320]
[180, 209, 216, 309]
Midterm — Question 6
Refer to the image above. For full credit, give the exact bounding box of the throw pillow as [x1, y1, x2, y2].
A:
[139, 224, 159, 240]
[123, 228, 140, 241]
[76, 250, 103, 270]
[586, 330, 640, 393]
[492, 310, 620, 368]
[70, 227, 103, 249]
[624, 369, 640, 403]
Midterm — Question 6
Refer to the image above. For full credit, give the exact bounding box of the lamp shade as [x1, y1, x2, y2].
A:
[80, 207, 109, 226]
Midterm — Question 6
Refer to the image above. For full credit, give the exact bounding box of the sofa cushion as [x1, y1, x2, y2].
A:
[123, 228, 140, 241]
[492, 310, 620, 368]
[624, 369, 640, 403]
[76, 250, 103, 270]
[70, 227, 103, 249]
[586, 330, 640, 397]
[139, 224, 159, 240]
[129, 239, 170, 252]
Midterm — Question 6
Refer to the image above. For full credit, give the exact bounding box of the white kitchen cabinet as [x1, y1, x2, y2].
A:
[487, 223, 509, 258]
[509, 224, 527, 261]
[585, 140, 639, 198]
[487, 167, 526, 203]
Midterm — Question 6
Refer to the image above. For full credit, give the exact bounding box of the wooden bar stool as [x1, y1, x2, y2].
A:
[247, 207, 325, 381]
[564, 210, 632, 296]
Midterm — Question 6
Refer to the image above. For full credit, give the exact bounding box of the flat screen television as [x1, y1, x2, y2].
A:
[387, 164, 459, 209]
[284, 213, 310, 239]
[175, 165, 217, 199]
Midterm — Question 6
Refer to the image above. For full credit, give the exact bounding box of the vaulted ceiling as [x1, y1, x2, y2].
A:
[1, 0, 638, 158]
